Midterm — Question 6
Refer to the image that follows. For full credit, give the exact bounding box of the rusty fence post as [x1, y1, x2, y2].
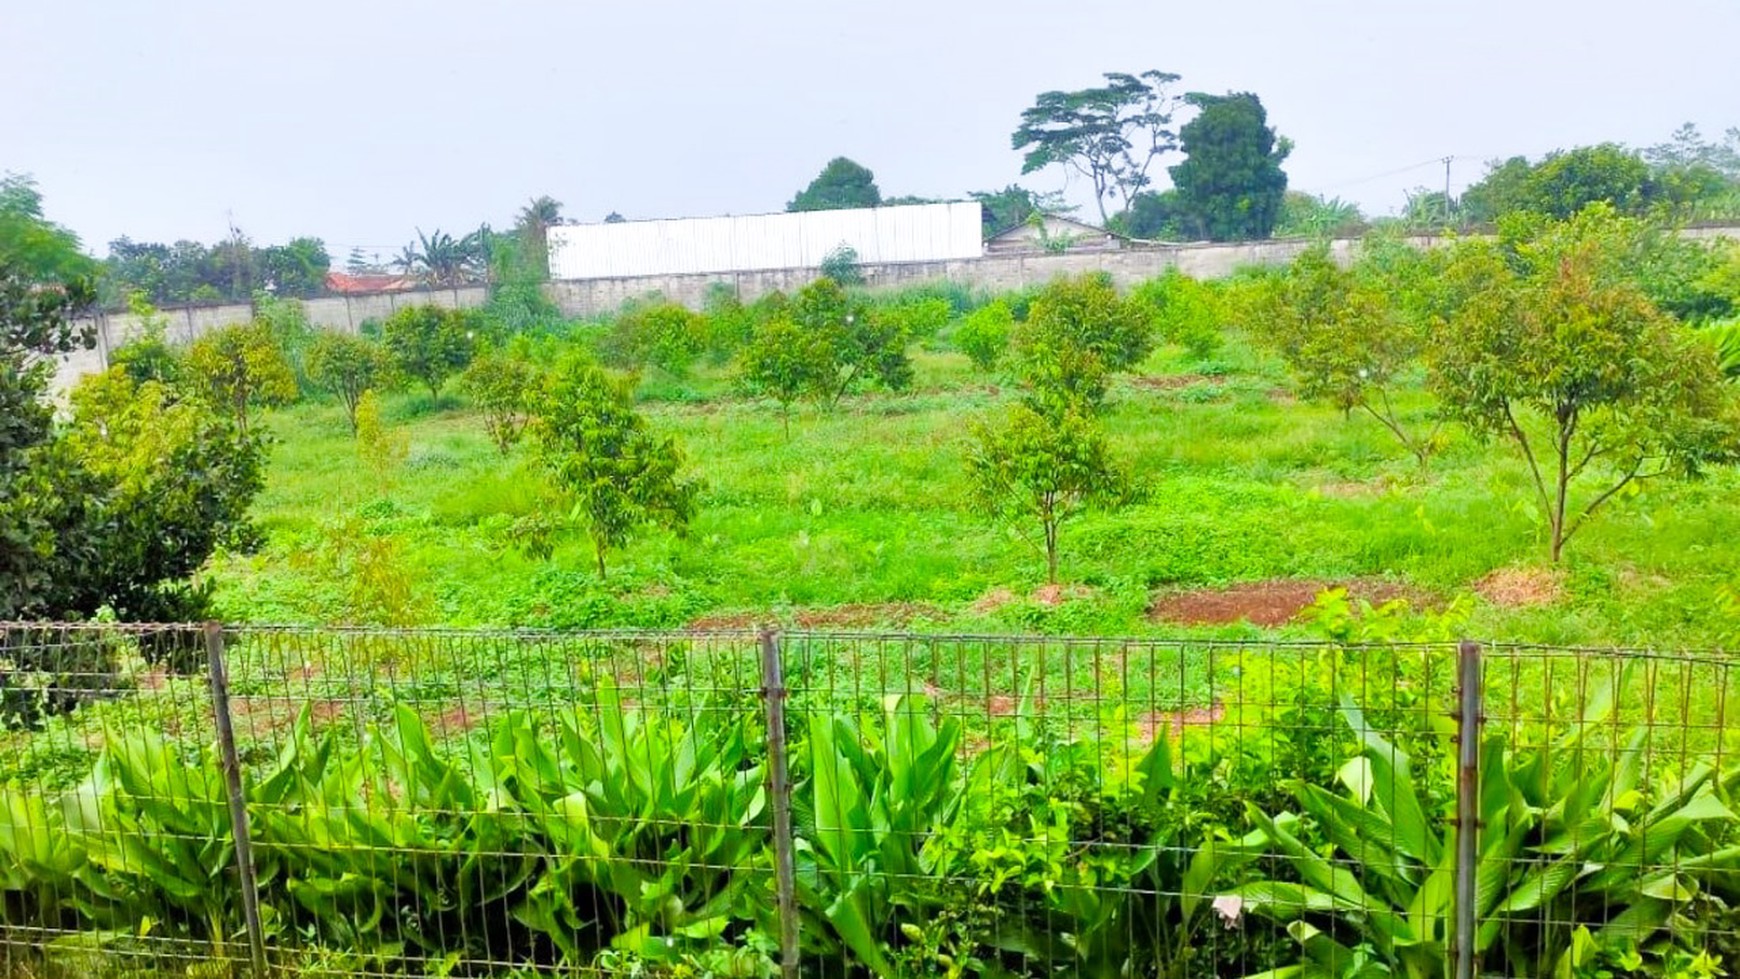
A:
[205, 623, 269, 977]
[758, 627, 801, 979]
[1453, 639, 1484, 979]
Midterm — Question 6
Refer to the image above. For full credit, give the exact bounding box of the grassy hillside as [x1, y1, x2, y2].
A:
[208, 326, 1740, 649]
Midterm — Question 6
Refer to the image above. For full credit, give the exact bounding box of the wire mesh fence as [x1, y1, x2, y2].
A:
[0, 623, 1737, 978]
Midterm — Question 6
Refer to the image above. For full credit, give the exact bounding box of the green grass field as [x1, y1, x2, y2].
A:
[209, 327, 1740, 651]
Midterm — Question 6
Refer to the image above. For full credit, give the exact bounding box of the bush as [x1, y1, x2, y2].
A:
[461, 346, 540, 454]
[1130, 268, 1222, 359]
[595, 299, 709, 375]
[953, 299, 1015, 371]
[304, 331, 395, 434]
[819, 243, 864, 285]
[184, 321, 299, 433]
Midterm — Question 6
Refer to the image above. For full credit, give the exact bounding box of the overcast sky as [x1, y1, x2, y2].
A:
[7, 0, 1737, 260]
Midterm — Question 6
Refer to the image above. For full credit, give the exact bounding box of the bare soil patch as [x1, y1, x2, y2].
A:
[1148, 579, 1423, 628]
[1032, 583, 1096, 606]
[1474, 567, 1563, 608]
[1129, 373, 1211, 391]
[1136, 702, 1227, 740]
[971, 587, 1019, 615]
[792, 602, 948, 628]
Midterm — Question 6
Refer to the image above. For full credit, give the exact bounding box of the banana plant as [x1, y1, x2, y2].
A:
[494, 680, 769, 966]
[1225, 697, 1740, 978]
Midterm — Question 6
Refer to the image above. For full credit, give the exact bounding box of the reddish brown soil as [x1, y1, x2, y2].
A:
[1129, 373, 1211, 391]
[1474, 567, 1563, 608]
[1032, 583, 1095, 606]
[687, 602, 947, 631]
[1147, 579, 1423, 627]
[970, 587, 1019, 615]
[1136, 702, 1228, 740]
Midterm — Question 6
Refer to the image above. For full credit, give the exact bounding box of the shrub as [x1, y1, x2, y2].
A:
[819, 243, 864, 285]
[1014, 273, 1154, 414]
[595, 300, 709, 375]
[953, 299, 1015, 371]
[1130, 268, 1222, 359]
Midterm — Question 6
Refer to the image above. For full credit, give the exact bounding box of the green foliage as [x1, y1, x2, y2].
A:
[819, 243, 865, 286]
[109, 292, 182, 387]
[1116, 189, 1184, 240]
[1012, 70, 1183, 225]
[970, 185, 1074, 237]
[1014, 273, 1154, 414]
[304, 330, 394, 433]
[954, 300, 1015, 371]
[967, 403, 1124, 583]
[1434, 205, 1740, 561]
[381, 304, 478, 401]
[0, 172, 97, 284]
[460, 345, 540, 454]
[353, 389, 406, 493]
[597, 300, 710, 375]
[788, 157, 882, 212]
[1168, 91, 1291, 242]
[184, 321, 298, 434]
[1129, 268, 1222, 359]
[1461, 144, 1671, 224]
[736, 316, 830, 436]
[873, 294, 951, 341]
[1256, 244, 1441, 465]
[530, 360, 701, 576]
[1275, 191, 1368, 239]
[399, 227, 488, 286]
[1229, 699, 1740, 978]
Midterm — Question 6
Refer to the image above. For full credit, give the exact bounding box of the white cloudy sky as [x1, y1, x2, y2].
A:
[6, 0, 1736, 258]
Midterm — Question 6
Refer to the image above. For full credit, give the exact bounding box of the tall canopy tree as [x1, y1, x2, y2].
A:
[0, 173, 96, 284]
[788, 158, 882, 212]
[1168, 91, 1291, 242]
[1011, 70, 1183, 225]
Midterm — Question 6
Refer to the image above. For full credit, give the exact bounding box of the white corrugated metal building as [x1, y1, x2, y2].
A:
[546, 202, 984, 280]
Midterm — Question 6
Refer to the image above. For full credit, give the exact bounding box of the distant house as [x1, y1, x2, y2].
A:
[985, 213, 1124, 255]
[324, 271, 419, 295]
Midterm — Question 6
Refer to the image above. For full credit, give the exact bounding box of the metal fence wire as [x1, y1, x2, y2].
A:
[0, 623, 1737, 978]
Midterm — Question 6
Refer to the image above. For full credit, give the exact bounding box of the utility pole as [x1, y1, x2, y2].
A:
[1442, 156, 1455, 224]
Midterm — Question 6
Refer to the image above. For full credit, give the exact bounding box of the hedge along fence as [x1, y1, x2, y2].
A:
[0, 625, 1738, 978]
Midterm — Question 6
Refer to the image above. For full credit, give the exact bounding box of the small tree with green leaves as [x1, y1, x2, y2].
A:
[1129, 268, 1222, 359]
[954, 300, 1015, 372]
[461, 345, 540, 453]
[1258, 243, 1442, 466]
[530, 360, 701, 577]
[736, 316, 831, 437]
[305, 330, 395, 433]
[1013, 273, 1153, 413]
[354, 389, 406, 494]
[819, 244, 865, 285]
[967, 402, 1123, 584]
[790, 277, 914, 406]
[381, 304, 477, 402]
[185, 322, 298, 434]
[1434, 205, 1740, 562]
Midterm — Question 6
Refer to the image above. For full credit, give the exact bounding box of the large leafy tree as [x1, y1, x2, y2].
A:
[969, 185, 1074, 237]
[1433, 206, 1740, 562]
[788, 158, 882, 212]
[0, 173, 96, 284]
[1167, 91, 1291, 242]
[256, 237, 331, 296]
[1012, 70, 1183, 225]
[530, 360, 701, 577]
[1461, 144, 1653, 223]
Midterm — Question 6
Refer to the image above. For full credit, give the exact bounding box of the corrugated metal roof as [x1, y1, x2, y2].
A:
[546, 202, 983, 280]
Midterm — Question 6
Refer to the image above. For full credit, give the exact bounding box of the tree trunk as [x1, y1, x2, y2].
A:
[1044, 518, 1059, 585]
[595, 542, 608, 579]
